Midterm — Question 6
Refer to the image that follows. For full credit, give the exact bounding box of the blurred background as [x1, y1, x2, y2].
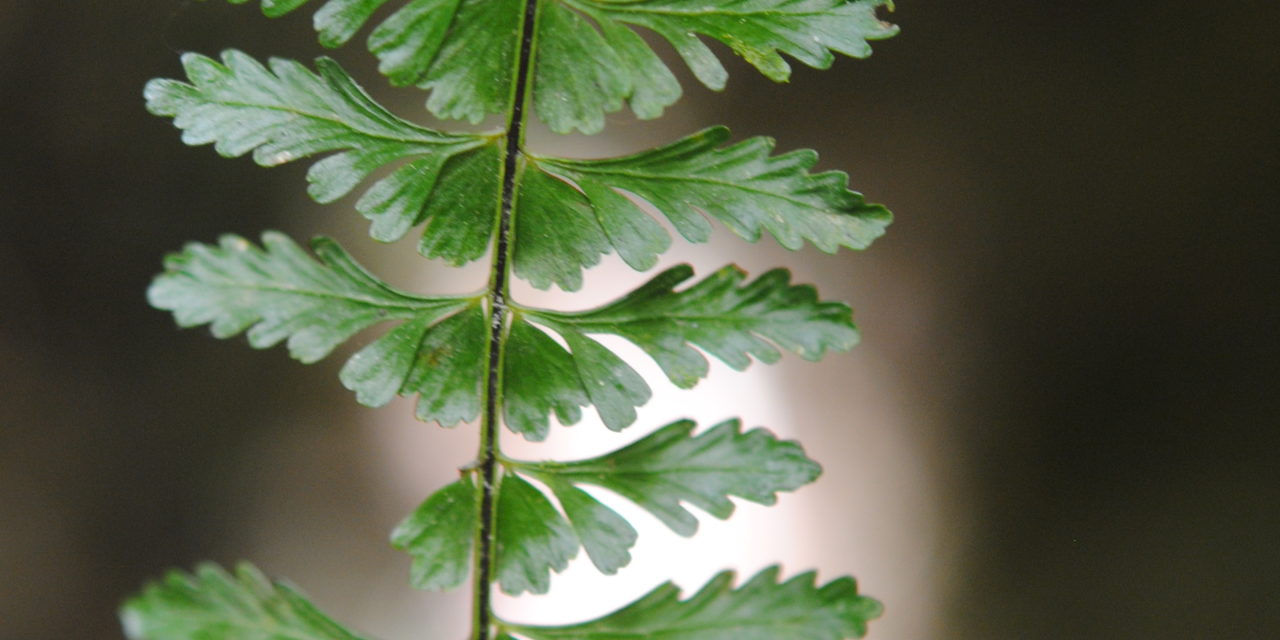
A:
[2, 0, 1278, 638]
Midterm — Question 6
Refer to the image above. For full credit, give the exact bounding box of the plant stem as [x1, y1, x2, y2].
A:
[472, 0, 541, 638]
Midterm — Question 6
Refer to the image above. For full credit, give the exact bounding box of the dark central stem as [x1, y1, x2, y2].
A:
[473, 0, 540, 638]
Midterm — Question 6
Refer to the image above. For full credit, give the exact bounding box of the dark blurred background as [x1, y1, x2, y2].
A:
[2, 1, 1278, 638]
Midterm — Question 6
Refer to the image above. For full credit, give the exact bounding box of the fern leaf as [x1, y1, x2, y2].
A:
[394, 418, 813, 588]
[149, 232, 488, 426]
[148, 232, 465, 362]
[534, 126, 891, 258]
[120, 563, 368, 640]
[211, 0, 896, 133]
[541, 478, 638, 575]
[529, 264, 859, 391]
[496, 474, 580, 595]
[145, 51, 499, 262]
[504, 566, 882, 640]
[390, 476, 478, 590]
[149, 53, 886, 281]
[516, 419, 820, 537]
[568, 0, 899, 87]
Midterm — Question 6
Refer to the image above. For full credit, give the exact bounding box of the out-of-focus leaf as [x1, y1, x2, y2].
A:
[504, 566, 882, 639]
[390, 477, 478, 590]
[120, 563, 367, 640]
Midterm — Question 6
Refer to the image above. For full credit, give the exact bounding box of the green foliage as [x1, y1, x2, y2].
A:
[120, 563, 367, 640]
[515, 419, 822, 537]
[143, 51, 500, 261]
[495, 473, 581, 595]
[504, 566, 882, 640]
[391, 477, 478, 589]
[149, 232, 488, 426]
[532, 127, 891, 257]
[529, 264, 861, 389]
[148, 232, 468, 363]
[216, 0, 897, 133]
[152, 233, 858, 436]
[505, 260, 861, 438]
[386, 419, 821, 590]
[148, 52, 886, 287]
[130, 0, 898, 637]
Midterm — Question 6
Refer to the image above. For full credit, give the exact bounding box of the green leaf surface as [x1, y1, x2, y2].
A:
[502, 316, 651, 440]
[211, 0, 896, 134]
[535, 126, 891, 256]
[148, 232, 464, 363]
[516, 418, 819, 536]
[224, 0, 520, 122]
[120, 563, 367, 640]
[531, 264, 859, 390]
[340, 303, 489, 426]
[500, 264, 852, 437]
[505, 566, 881, 640]
[149, 232, 489, 426]
[390, 477, 478, 590]
[145, 50, 499, 262]
[496, 473, 579, 595]
[544, 478, 638, 575]
[567, 0, 899, 86]
[512, 166, 611, 292]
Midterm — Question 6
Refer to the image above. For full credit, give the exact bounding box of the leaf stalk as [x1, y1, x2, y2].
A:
[473, 0, 544, 637]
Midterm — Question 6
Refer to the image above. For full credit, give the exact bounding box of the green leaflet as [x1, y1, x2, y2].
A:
[529, 264, 860, 390]
[511, 166, 613, 293]
[391, 469, 634, 593]
[515, 419, 821, 537]
[533, 126, 892, 257]
[394, 419, 813, 588]
[495, 473, 579, 595]
[217, 0, 520, 125]
[339, 303, 489, 426]
[213, 0, 897, 133]
[502, 316, 651, 440]
[154, 236, 841, 446]
[144, 51, 500, 263]
[504, 566, 882, 640]
[120, 563, 367, 640]
[148, 232, 488, 426]
[566, 0, 900, 88]
[148, 52, 888, 283]
[148, 232, 464, 362]
[391, 476, 478, 590]
[501, 263, 853, 438]
[542, 478, 638, 575]
[150, 237, 850, 435]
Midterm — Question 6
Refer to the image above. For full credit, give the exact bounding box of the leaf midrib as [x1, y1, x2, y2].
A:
[543, 162, 833, 212]
[201, 97, 465, 147]
[191, 279, 464, 311]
